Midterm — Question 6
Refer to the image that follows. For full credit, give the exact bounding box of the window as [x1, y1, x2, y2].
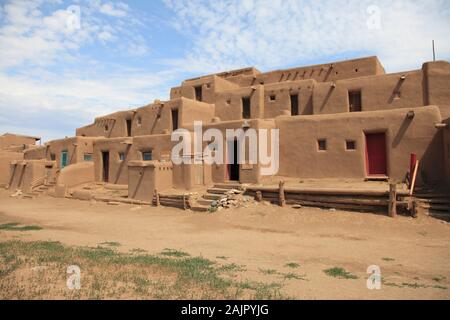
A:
[269, 95, 276, 101]
[318, 139, 327, 151]
[104, 124, 109, 131]
[346, 140, 356, 150]
[171, 109, 179, 131]
[50, 153, 56, 161]
[290, 94, 299, 116]
[119, 152, 125, 161]
[126, 119, 132, 136]
[142, 151, 152, 161]
[194, 86, 202, 101]
[348, 90, 362, 112]
[242, 97, 251, 119]
[137, 116, 142, 125]
[84, 153, 92, 161]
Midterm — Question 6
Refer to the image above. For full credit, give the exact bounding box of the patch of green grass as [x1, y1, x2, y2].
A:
[382, 257, 395, 262]
[130, 248, 147, 254]
[0, 222, 42, 231]
[220, 263, 246, 273]
[259, 268, 277, 275]
[401, 282, 426, 289]
[432, 275, 446, 283]
[324, 267, 358, 280]
[160, 248, 190, 257]
[216, 256, 228, 260]
[432, 285, 448, 290]
[282, 272, 306, 281]
[284, 262, 300, 269]
[99, 241, 121, 247]
[0, 240, 292, 299]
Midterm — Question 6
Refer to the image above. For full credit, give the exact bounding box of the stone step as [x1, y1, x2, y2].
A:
[190, 205, 210, 212]
[206, 188, 229, 195]
[197, 199, 214, 206]
[203, 193, 225, 200]
[213, 183, 243, 190]
[421, 204, 450, 212]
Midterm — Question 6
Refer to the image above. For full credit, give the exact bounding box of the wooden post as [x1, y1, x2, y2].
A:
[182, 194, 187, 210]
[279, 181, 286, 207]
[255, 191, 262, 202]
[154, 189, 160, 206]
[388, 183, 397, 218]
[409, 160, 419, 196]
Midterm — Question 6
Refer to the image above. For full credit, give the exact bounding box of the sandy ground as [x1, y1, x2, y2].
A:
[1, 189, 449, 299]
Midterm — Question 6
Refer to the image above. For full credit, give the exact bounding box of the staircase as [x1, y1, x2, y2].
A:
[408, 186, 450, 221]
[190, 182, 243, 212]
[22, 181, 56, 199]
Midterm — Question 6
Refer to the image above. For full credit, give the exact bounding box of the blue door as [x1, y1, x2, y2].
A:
[61, 150, 68, 168]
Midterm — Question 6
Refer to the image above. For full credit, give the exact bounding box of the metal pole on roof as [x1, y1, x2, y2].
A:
[432, 40, 436, 61]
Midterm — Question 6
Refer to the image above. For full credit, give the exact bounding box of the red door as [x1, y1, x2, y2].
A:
[365, 133, 387, 176]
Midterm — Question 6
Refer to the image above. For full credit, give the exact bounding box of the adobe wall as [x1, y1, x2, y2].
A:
[423, 61, 450, 119]
[46, 136, 96, 169]
[93, 137, 134, 185]
[8, 160, 55, 192]
[276, 106, 444, 185]
[57, 162, 94, 187]
[0, 151, 23, 186]
[128, 161, 173, 201]
[443, 118, 450, 184]
[313, 70, 425, 115]
[254, 56, 385, 85]
[199, 118, 277, 184]
[177, 75, 240, 103]
[214, 86, 264, 121]
[0, 134, 38, 150]
[24, 146, 46, 160]
[76, 110, 135, 138]
[263, 80, 315, 117]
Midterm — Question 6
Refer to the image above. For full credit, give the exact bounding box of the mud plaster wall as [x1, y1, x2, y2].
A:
[179, 75, 240, 104]
[0, 151, 23, 186]
[199, 119, 276, 184]
[57, 162, 94, 187]
[128, 162, 173, 201]
[214, 86, 263, 121]
[254, 56, 385, 85]
[423, 61, 450, 119]
[443, 118, 450, 184]
[76, 110, 135, 138]
[313, 70, 425, 115]
[9, 160, 49, 192]
[24, 146, 46, 160]
[276, 106, 444, 185]
[46, 137, 96, 169]
[0, 135, 37, 150]
[263, 80, 315, 118]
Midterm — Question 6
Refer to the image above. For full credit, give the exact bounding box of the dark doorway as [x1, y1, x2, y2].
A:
[242, 97, 251, 119]
[194, 86, 202, 101]
[126, 119, 132, 136]
[365, 132, 387, 176]
[171, 109, 179, 131]
[348, 90, 362, 112]
[290, 94, 299, 115]
[102, 151, 109, 182]
[227, 139, 239, 181]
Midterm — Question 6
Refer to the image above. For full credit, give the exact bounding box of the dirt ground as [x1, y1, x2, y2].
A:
[1, 189, 449, 299]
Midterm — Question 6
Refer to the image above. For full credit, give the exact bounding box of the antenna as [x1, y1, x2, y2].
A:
[432, 40, 436, 61]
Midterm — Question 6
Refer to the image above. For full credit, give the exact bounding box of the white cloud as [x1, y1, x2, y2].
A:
[164, 0, 450, 73]
[99, 2, 128, 17]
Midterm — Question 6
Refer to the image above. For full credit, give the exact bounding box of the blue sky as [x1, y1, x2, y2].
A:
[0, 0, 449, 142]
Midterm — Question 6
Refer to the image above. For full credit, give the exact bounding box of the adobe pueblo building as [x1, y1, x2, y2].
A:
[2, 56, 450, 215]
